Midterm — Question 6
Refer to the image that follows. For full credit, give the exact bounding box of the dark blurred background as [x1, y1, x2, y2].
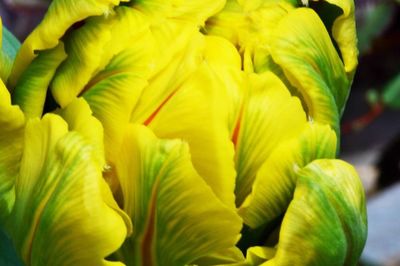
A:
[1, 0, 400, 265]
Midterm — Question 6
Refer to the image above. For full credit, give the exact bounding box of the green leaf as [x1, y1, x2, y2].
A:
[356, 2, 395, 54]
[382, 73, 400, 109]
[115, 124, 242, 266]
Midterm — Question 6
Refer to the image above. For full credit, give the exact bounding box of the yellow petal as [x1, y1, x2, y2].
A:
[146, 63, 237, 207]
[234, 72, 307, 206]
[10, 114, 128, 266]
[115, 124, 242, 265]
[55, 98, 106, 168]
[239, 123, 337, 228]
[269, 8, 347, 131]
[51, 7, 150, 107]
[131, 0, 225, 26]
[310, 0, 358, 78]
[9, 0, 127, 88]
[0, 80, 24, 223]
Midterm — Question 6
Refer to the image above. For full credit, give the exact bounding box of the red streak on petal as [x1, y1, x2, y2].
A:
[143, 90, 178, 126]
[141, 181, 159, 266]
[232, 105, 244, 147]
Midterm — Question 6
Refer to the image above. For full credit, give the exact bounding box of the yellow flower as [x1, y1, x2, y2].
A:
[0, 1, 366, 265]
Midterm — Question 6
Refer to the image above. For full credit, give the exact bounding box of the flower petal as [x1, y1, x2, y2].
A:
[130, 0, 225, 25]
[51, 7, 150, 107]
[12, 43, 67, 118]
[265, 159, 367, 265]
[146, 63, 237, 207]
[0, 21, 20, 83]
[0, 80, 25, 224]
[269, 8, 348, 129]
[10, 114, 128, 266]
[310, 0, 357, 78]
[239, 123, 337, 228]
[115, 124, 242, 265]
[234, 72, 307, 206]
[55, 98, 106, 168]
[9, 0, 127, 87]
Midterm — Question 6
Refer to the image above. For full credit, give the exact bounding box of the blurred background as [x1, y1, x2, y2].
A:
[1, 0, 400, 265]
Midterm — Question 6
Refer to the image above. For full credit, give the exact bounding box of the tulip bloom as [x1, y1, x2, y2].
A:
[0, 0, 366, 265]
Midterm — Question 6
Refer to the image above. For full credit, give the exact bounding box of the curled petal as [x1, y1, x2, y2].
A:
[269, 8, 348, 128]
[265, 159, 367, 265]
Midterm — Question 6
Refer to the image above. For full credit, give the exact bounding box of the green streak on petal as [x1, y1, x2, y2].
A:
[12, 43, 67, 118]
[310, 0, 358, 79]
[269, 8, 347, 133]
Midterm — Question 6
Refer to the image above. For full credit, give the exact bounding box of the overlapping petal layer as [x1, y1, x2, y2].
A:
[239, 123, 337, 228]
[9, 0, 128, 87]
[234, 72, 307, 206]
[115, 124, 242, 265]
[0, 0, 365, 265]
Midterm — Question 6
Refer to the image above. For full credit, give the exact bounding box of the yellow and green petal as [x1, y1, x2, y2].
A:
[265, 159, 367, 265]
[0, 20, 20, 83]
[10, 114, 129, 266]
[115, 124, 242, 265]
[51, 7, 150, 107]
[234, 72, 307, 206]
[269, 8, 348, 125]
[239, 123, 337, 228]
[310, 0, 358, 78]
[0, 80, 25, 224]
[9, 0, 128, 88]
[12, 43, 67, 118]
